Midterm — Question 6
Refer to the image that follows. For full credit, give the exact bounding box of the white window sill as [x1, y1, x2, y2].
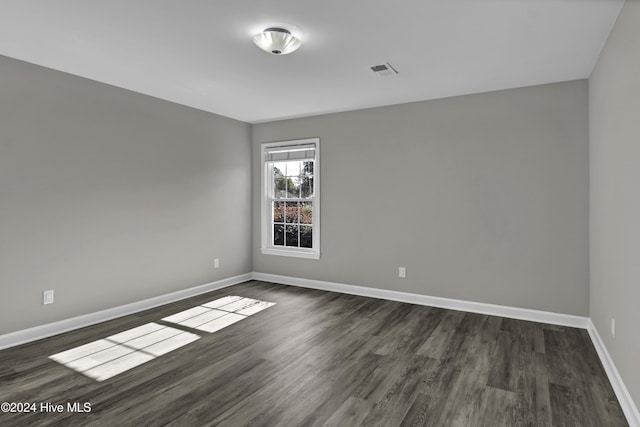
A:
[261, 247, 320, 260]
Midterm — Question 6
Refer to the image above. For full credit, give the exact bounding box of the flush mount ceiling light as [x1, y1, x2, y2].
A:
[253, 27, 301, 55]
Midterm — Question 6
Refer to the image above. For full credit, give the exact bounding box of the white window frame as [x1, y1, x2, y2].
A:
[260, 138, 320, 260]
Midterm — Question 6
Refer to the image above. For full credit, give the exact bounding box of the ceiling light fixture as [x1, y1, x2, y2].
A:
[253, 27, 301, 55]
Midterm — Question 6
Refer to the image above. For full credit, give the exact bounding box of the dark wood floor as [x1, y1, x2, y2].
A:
[0, 280, 628, 426]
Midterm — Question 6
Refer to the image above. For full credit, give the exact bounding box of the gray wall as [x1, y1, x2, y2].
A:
[253, 80, 589, 316]
[590, 0, 640, 408]
[0, 56, 252, 334]
[0, 53, 592, 336]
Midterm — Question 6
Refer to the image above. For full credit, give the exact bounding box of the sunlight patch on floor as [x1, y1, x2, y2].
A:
[49, 296, 274, 382]
[162, 296, 275, 333]
[49, 323, 199, 382]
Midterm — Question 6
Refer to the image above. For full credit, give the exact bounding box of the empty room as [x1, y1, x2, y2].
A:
[0, 0, 638, 426]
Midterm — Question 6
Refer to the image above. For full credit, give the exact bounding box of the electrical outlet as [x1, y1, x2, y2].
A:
[214, 258, 220, 269]
[611, 318, 616, 339]
[398, 267, 406, 278]
[43, 289, 54, 305]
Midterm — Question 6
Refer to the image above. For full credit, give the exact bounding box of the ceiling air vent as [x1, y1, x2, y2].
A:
[370, 62, 398, 77]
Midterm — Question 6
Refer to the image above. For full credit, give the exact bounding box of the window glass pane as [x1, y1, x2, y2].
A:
[300, 176, 314, 199]
[273, 224, 284, 246]
[273, 202, 284, 223]
[273, 162, 287, 177]
[274, 175, 287, 199]
[300, 202, 312, 224]
[300, 226, 312, 248]
[287, 176, 301, 198]
[285, 225, 299, 246]
[285, 202, 299, 224]
[286, 161, 301, 177]
[302, 161, 314, 175]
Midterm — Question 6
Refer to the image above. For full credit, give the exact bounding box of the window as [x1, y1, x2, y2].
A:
[261, 138, 320, 259]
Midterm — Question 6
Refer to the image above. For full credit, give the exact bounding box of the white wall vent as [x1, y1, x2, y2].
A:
[370, 62, 398, 77]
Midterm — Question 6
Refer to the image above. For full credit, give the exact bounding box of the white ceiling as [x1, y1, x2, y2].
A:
[0, 0, 624, 123]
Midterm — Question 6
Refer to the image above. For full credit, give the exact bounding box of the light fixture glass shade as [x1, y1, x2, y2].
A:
[253, 28, 301, 55]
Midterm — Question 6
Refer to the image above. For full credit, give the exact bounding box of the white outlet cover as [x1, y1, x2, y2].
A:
[214, 258, 220, 269]
[399, 267, 406, 278]
[43, 290, 54, 305]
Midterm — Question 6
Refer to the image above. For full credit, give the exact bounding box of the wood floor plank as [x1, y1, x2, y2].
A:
[583, 372, 629, 427]
[398, 318, 471, 425]
[0, 280, 629, 426]
[433, 326, 497, 425]
[416, 310, 465, 358]
[487, 330, 520, 392]
[359, 354, 437, 427]
[475, 386, 517, 427]
[534, 351, 553, 427]
[322, 396, 373, 427]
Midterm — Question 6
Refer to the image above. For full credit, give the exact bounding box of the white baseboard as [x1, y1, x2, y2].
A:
[0, 273, 252, 351]
[587, 319, 640, 427]
[252, 272, 589, 328]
